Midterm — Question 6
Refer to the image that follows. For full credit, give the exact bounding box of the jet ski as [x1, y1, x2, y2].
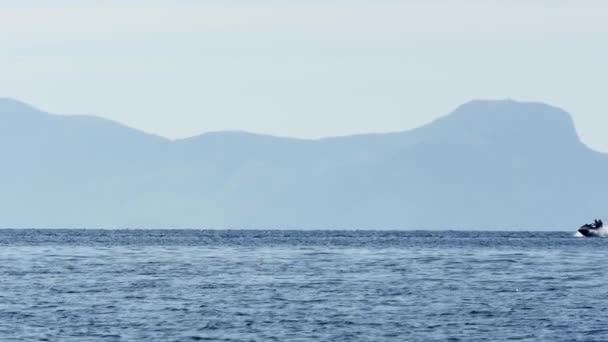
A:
[578, 219, 605, 237]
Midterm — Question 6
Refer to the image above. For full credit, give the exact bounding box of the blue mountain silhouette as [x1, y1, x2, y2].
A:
[1, 98, 605, 229]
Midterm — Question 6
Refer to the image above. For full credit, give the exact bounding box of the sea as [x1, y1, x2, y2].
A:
[0, 229, 606, 341]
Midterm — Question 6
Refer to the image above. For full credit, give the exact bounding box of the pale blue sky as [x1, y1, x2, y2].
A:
[1, 0, 607, 151]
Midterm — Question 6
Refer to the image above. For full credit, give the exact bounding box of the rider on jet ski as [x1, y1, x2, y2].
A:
[581, 219, 603, 230]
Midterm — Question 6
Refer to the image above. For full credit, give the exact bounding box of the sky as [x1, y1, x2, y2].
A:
[1, 0, 607, 151]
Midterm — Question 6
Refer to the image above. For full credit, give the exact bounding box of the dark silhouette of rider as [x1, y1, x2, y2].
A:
[580, 219, 604, 230]
[592, 219, 603, 229]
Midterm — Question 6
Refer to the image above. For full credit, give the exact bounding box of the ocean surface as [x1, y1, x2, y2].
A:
[0, 229, 606, 341]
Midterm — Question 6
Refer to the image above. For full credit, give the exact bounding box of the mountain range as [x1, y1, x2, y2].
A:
[1, 98, 605, 230]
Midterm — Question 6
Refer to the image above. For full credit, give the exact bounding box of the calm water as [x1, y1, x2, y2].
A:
[0, 230, 606, 341]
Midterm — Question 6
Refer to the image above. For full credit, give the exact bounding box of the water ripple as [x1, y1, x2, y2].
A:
[0, 230, 605, 341]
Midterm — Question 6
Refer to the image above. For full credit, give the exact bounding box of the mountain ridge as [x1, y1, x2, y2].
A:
[0, 98, 605, 230]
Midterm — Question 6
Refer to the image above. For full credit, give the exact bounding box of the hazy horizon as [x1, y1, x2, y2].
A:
[1, 1, 607, 152]
[2, 2, 605, 339]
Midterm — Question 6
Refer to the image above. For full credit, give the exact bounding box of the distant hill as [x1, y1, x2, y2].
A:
[0, 98, 605, 230]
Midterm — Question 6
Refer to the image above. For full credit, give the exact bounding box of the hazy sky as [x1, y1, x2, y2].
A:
[1, 0, 607, 151]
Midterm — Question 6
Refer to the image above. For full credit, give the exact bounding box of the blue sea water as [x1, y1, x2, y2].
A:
[0, 229, 606, 341]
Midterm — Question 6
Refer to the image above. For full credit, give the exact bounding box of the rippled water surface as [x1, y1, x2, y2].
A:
[0, 230, 606, 341]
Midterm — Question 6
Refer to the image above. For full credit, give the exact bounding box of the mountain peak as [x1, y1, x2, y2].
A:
[435, 99, 582, 150]
[454, 99, 568, 116]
